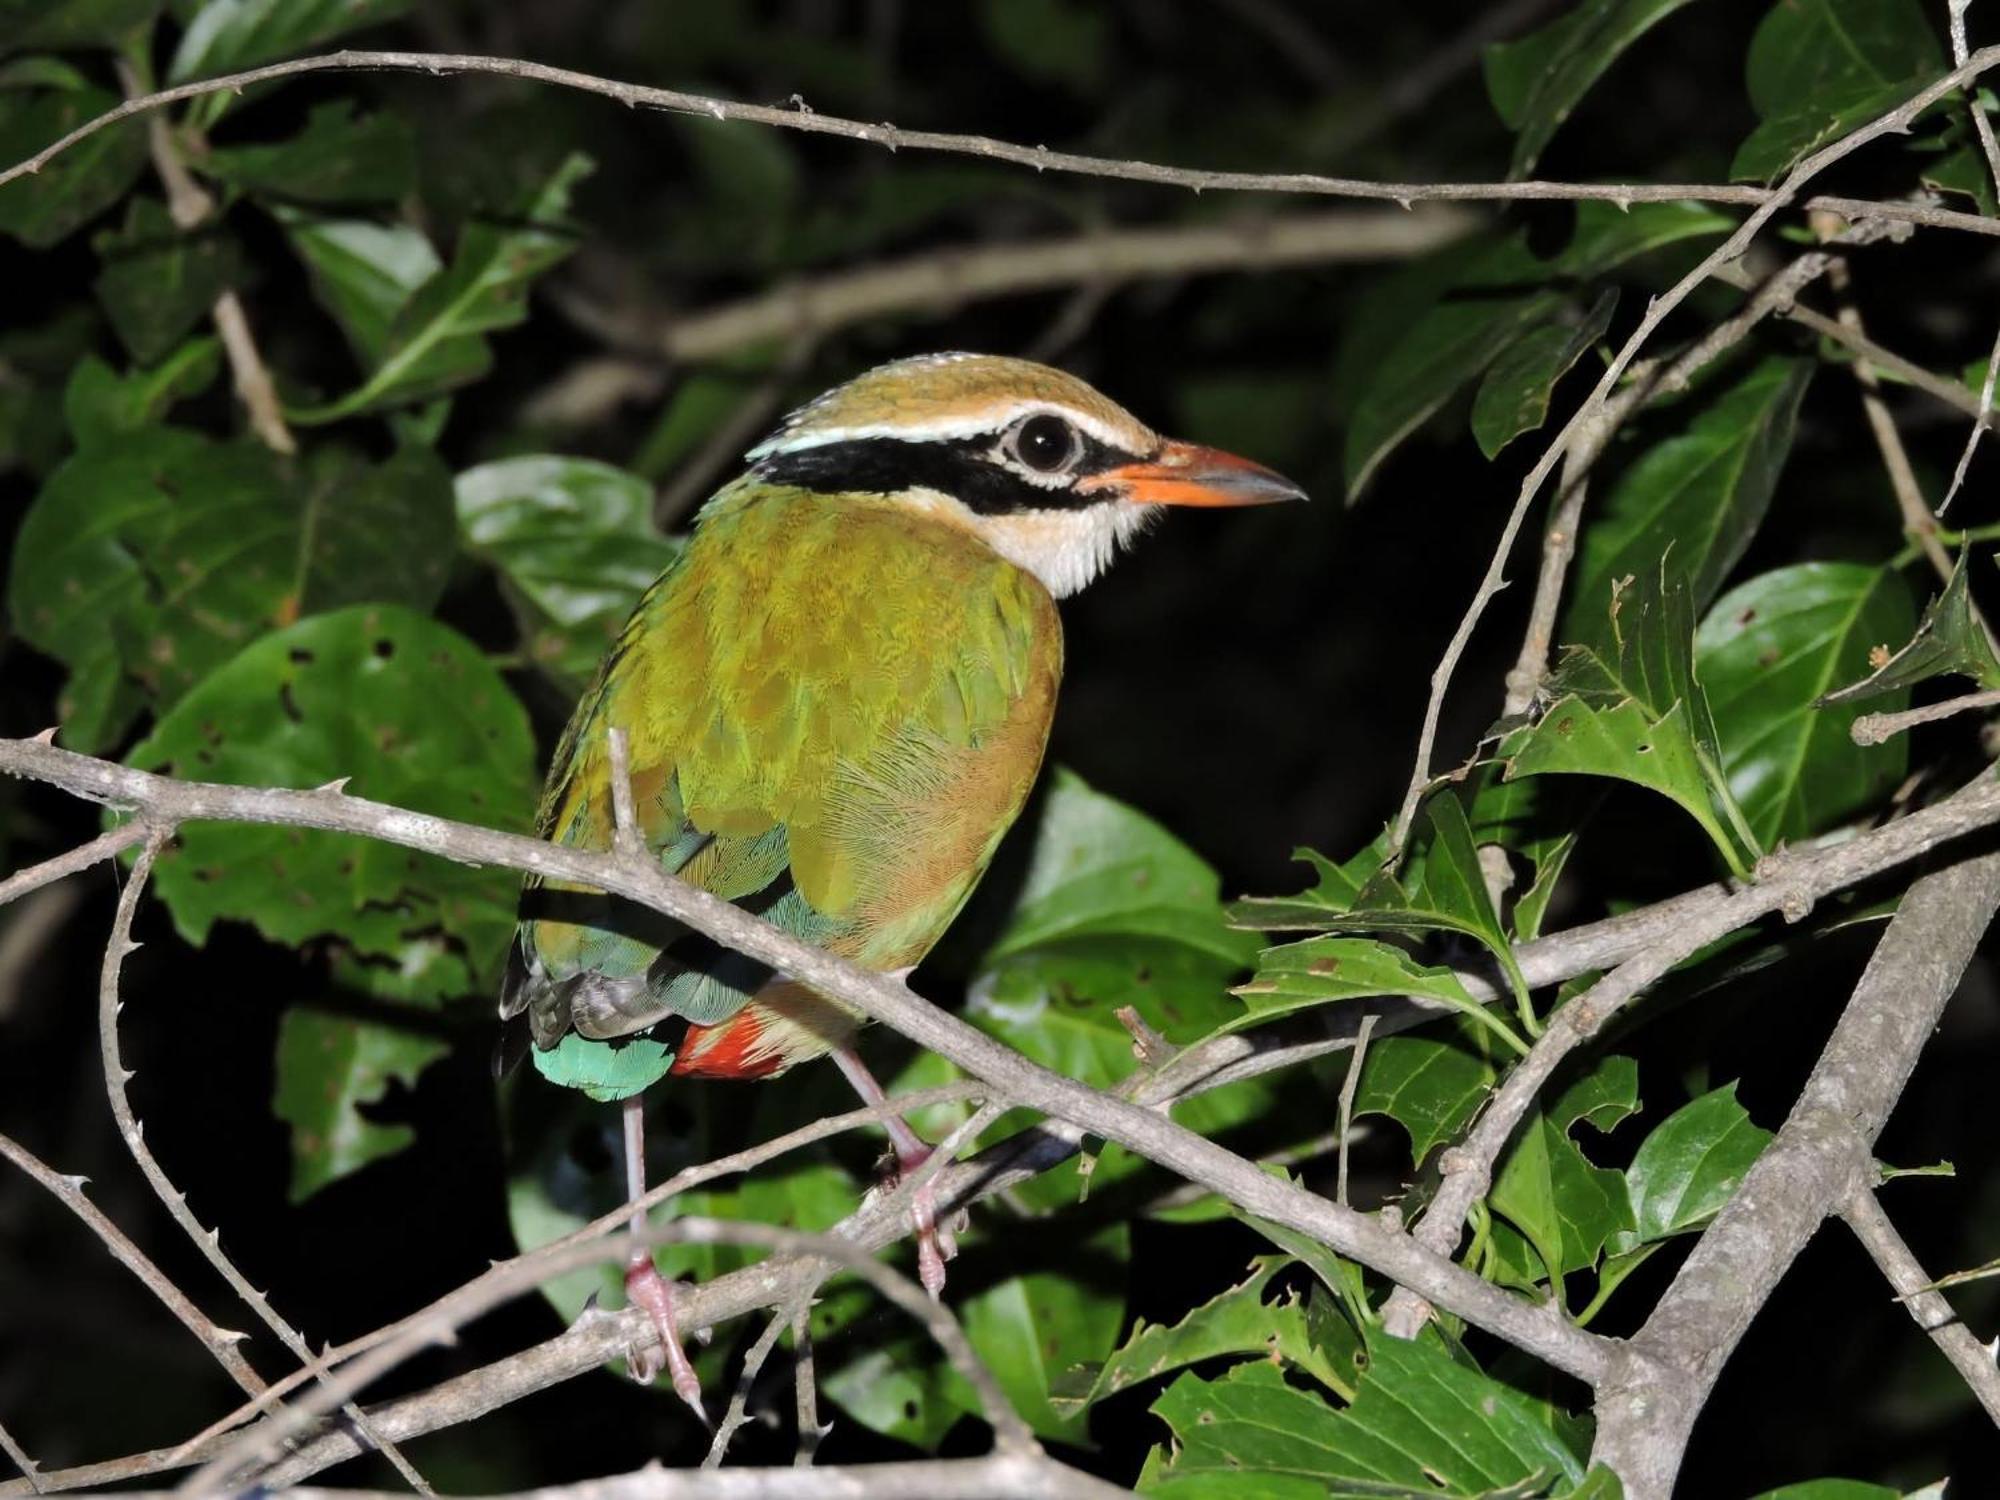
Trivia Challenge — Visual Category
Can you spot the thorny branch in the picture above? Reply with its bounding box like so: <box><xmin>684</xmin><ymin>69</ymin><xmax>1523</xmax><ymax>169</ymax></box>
<box><xmin>3</xmin><ymin>49</ymin><xmax>2000</xmax><ymax>241</ymax></box>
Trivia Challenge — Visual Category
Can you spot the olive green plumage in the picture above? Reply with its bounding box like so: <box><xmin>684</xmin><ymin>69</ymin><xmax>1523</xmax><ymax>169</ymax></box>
<box><xmin>500</xmin><ymin>477</ymin><xmax>1061</xmax><ymax>1089</ymax></box>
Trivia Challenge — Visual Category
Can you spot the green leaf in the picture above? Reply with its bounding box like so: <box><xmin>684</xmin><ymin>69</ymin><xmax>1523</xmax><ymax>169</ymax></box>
<box><xmin>1506</xmin><ymin>560</ymin><xmax>1761</xmax><ymax>877</ymax></box>
<box><xmin>274</xmin><ymin>1008</ymin><xmax>448</xmax><ymax>1199</ymax></box>
<box><xmin>1231</xmin><ymin>838</ymin><xmax>1391</xmax><ymax>931</ymax></box>
<box><xmin>1353</xmin><ymin>1023</ymin><xmax>1500</xmax><ymax>1167</ymax></box>
<box><xmin>1490</xmin><ymin>1110</ymin><xmax>1634</xmax><ymax>1283</ymax></box>
<box><xmin>973</xmin><ymin>769</ymin><xmax>1258</xmax><ymax>1068</ymax></box>
<box><xmin>1610</xmin><ymin>1084</ymin><xmax>1772</xmax><ymax>1253</ymax></box>
<box><xmin>1143</xmin><ymin>1338</ymin><xmax>1584</xmax><ymax>1497</ymax></box>
<box><xmin>281</xmin><ymin>210</ymin><xmax>444</xmax><ymax>365</ymax></box>
<box><xmin>1055</xmin><ymin>1258</ymin><xmax>1359</xmax><ymax>1416</ymax></box>
<box><xmin>946</xmin><ymin>1223</ymin><xmax>1129</xmax><ymax>1443</ymax></box>
<box><xmin>1733</xmin><ymin>0</ymin><xmax>1944</xmax><ymax>181</ymax></box>
<box><xmin>1564</xmin><ymin>357</ymin><xmax>1814</xmax><ymax>648</ymax></box>
<box><xmin>127</xmin><ymin>606</ymin><xmax>535</xmax><ymax>998</ymax></box>
<box><xmin>7</xmin><ymin>426</ymin><xmax>455</xmax><ymax>748</ymax></box>
<box><xmin>291</xmin><ymin>152</ymin><xmax>592</xmax><ymax>422</ymax></box>
<box><xmin>455</xmin><ymin>454</ymin><xmax>681</xmax><ymax>691</ymax></box>
<box><xmin>1230</xmin><ymin>938</ymin><xmax>1523</xmax><ymax>1058</ymax></box>
<box><xmin>62</xmin><ymin>341</ymin><xmax>222</xmax><ymax>444</ymax></box>
<box><xmin>0</xmin><ymin>0</ymin><xmax>160</xmax><ymax>50</ymax></box>
<box><xmin>93</xmin><ymin>195</ymin><xmax>244</xmax><ymax>365</ymax></box>
<box><xmin>1745</xmin><ymin>1484</ymin><xmax>1900</xmax><ymax>1500</ymax></box>
<box><xmin>200</xmin><ymin>100</ymin><xmax>417</xmax><ymax>204</ymax></box>
<box><xmin>1550</xmin><ymin>1054</ymin><xmax>1641</xmax><ymax>1134</ymax></box>
<box><xmin>1485</xmin><ymin>0</ymin><xmax>1701</xmax><ymax>176</ymax></box>
<box><xmin>0</xmin><ymin>84</ymin><xmax>148</xmax><ymax>248</ymax></box>
<box><xmin>1696</xmin><ymin>563</ymin><xmax>1915</xmax><ymax>844</ymax></box>
<box><xmin>1339</xmin><ymin>202</ymin><xmax>1732</xmax><ymax>497</ymax></box>
<box><xmin>1821</xmin><ymin>551</ymin><xmax>2000</xmax><ymax>703</ymax></box>
<box><xmin>1472</xmin><ymin>290</ymin><xmax>1617</xmax><ymax>458</ymax></box>
<box><xmin>169</xmin><ymin>0</ymin><xmax>412</xmax><ymax>83</ymax></box>
<box><xmin>977</xmin><ymin>0</ymin><xmax>1108</xmax><ymax>94</ymax></box>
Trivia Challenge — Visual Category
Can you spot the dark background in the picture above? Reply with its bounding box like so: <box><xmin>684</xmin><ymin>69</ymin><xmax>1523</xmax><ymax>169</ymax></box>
<box><xmin>3</xmin><ymin>1</ymin><xmax>1998</xmax><ymax>1492</ymax></box>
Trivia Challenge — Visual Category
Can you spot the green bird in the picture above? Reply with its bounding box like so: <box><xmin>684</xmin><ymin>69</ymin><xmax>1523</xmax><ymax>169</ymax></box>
<box><xmin>500</xmin><ymin>352</ymin><xmax>1304</xmax><ymax>1408</ymax></box>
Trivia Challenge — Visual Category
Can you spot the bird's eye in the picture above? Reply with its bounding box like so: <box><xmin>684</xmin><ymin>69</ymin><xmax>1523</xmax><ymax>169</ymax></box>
<box><xmin>1008</xmin><ymin>413</ymin><xmax>1081</xmax><ymax>474</ymax></box>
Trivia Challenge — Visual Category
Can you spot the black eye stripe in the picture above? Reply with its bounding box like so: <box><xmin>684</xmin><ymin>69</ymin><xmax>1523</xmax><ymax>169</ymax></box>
<box><xmin>753</xmin><ymin>432</ymin><xmax>1139</xmax><ymax>515</ymax></box>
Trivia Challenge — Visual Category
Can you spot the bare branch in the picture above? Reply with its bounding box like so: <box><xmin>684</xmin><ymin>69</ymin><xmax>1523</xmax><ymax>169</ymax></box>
<box><xmin>1388</xmin><ymin>48</ymin><xmax>2000</xmax><ymax>850</ymax></box>
<box><xmin>96</xmin><ymin>829</ymin><xmax>430</xmax><ymax>1494</ymax></box>
<box><xmin>0</xmin><ymin>823</ymin><xmax>146</xmax><ymax>909</ymax></box>
<box><xmin>1591</xmin><ymin>849</ymin><xmax>2000</xmax><ymax>1498</ymax></box>
<box><xmin>0</xmin><ymin>1132</ymin><xmax>263</xmax><ymax>1395</ymax></box>
<box><xmin>791</xmin><ymin>1303</ymin><xmax>823</xmax><ymax>1468</ymax></box>
<box><xmin>1852</xmin><ymin>689</ymin><xmax>2000</xmax><ymax>745</ymax></box>
<box><xmin>3</xmin><ymin>50</ymin><xmax>1999</xmax><ymax>241</ymax></box>
<box><xmin>1943</xmin><ymin>0</ymin><xmax>2000</xmax><ymax>514</ymax></box>
<box><xmin>702</xmin><ymin>1307</ymin><xmax>797</xmax><ymax>1470</ymax></box>
<box><xmin>1840</xmin><ymin>1186</ymin><xmax>2000</xmax><ymax>1426</ymax></box>
<box><xmin>0</xmin><ymin>1424</ymin><xmax>41</xmax><ymax>1495</ymax></box>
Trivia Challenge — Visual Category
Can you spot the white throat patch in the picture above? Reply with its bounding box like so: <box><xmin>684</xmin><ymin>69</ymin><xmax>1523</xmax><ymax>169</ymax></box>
<box><xmin>900</xmin><ymin>488</ymin><xmax>1157</xmax><ymax>598</ymax></box>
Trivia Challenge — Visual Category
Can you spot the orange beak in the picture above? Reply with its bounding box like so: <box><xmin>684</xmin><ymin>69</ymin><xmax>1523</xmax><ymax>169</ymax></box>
<box><xmin>1082</xmin><ymin>439</ymin><xmax>1308</xmax><ymax>508</ymax></box>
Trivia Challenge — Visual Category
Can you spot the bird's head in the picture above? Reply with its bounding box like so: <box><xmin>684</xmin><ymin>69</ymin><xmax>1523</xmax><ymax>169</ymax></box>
<box><xmin>742</xmin><ymin>352</ymin><xmax>1306</xmax><ymax>597</ymax></box>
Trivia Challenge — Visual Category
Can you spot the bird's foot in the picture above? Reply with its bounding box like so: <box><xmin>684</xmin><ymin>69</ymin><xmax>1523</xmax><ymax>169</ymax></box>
<box><xmin>882</xmin><ymin>1142</ymin><xmax>957</xmax><ymax>1299</ymax></box>
<box><xmin>624</xmin><ymin>1256</ymin><xmax>708</xmax><ymax>1424</ymax></box>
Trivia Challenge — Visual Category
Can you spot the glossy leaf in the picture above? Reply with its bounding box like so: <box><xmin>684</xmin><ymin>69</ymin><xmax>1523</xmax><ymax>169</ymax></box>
<box><xmin>281</xmin><ymin>210</ymin><xmax>446</xmax><ymax>368</ymax></box>
<box><xmin>292</xmin><ymin>153</ymin><xmax>593</xmax><ymax>422</ymax></box>
<box><xmin>1733</xmin><ymin>0</ymin><xmax>1943</xmax><ymax>181</ymax></box>
<box><xmin>1610</xmin><ymin>1084</ymin><xmax>1772</xmax><ymax>1252</ymax></box>
<box><xmin>1230</xmin><ymin>838</ymin><xmax>1391</xmax><ymax>931</ymax></box>
<box><xmin>1490</xmin><ymin>1112</ymin><xmax>1634</xmax><ymax>1283</ymax></box>
<box><xmin>274</xmin><ymin>1008</ymin><xmax>448</xmax><ymax>1199</ymax></box>
<box><xmin>1485</xmin><ymin>0</ymin><xmax>1700</xmax><ymax>176</ymax></box>
<box><xmin>1339</xmin><ymin>202</ymin><xmax>1731</xmax><ymax>497</ymax></box>
<box><xmin>200</xmin><ymin>100</ymin><xmax>418</xmax><ymax>204</ymax></box>
<box><xmin>1353</xmin><ymin>1024</ymin><xmax>1500</xmax><ymax>1166</ymax></box>
<box><xmin>1564</xmin><ymin>357</ymin><xmax>1813</xmax><ymax>649</ymax></box>
<box><xmin>455</xmin><ymin>454</ymin><xmax>682</xmax><ymax>690</ymax></box>
<box><xmin>1142</xmin><ymin>1338</ymin><xmax>1584</xmax><ymax>1497</ymax></box>
<box><xmin>1744</xmin><ymin>1483</ymin><xmax>1899</xmax><ymax>1500</ymax></box>
<box><xmin>1821</xmin><ymin>551</ymin><xmax>2000</xmax><ymax>703</ymax></box>
<box><xmin>1697</xmin><ymin>563</ymin><xmax>1915</xmax><ymax>844</ymax></box>
<box><xmin>1506</xmin><ymin>562</ymin><xmax>1761</xmax><ymax>877</ymax></box>
<box><xmin>127</xmin><ymin>606</ymin><xmax>535</xmax><ymax>1000</ymax></box>
<box><xmin>92</xmin><ymin>196</ymin><xmax>243</xmax><ymax>365</ymax></box>
<box><xmin>0</xmin><ymin>85</ymin><xmax>148</xmax><ymax>248</ymax></box>
<box><xmin>169</xmin><ymin>0</ymin><xmax>412</xmax><ymax>83</ymax></box>
<box><xmin>1230</xmin><ymin>937</ymin><xmax>1524</xmax><ymax>1058</ymax></box>
<box><xmin>1471</xmin><ymin>289</ymin><xmax>1616</xmax><ymax>458</ymax></box>
<box><xmin>1054</xmin><ymin>1257</ymin><xmax>1359</xmax><ymax>1415</ymax></box>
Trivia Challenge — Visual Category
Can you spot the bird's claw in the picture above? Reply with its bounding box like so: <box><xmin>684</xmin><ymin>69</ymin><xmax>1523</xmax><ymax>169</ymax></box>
<box><xmin>624</xmin><ymin>1256</ymin><xmax>709</xmax><ymax>1425</ymax></box>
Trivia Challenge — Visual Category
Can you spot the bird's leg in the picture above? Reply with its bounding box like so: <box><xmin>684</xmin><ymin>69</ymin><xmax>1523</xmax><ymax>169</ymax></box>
<box><xmin>830</xmin><ymin>1046</ymin><xmax>955</xmax><ymax>1298</ymax></box>
<box><xmin>621</xmin><ymin>1093</ymin><xmax>707</xmax><ymax>1420</ymax></box>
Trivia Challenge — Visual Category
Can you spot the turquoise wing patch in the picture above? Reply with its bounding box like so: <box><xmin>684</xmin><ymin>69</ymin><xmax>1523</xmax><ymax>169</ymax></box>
<box><xmin>532</xmin><ymin>1031</ymin><xmax>675</xmax><ymax>1103</ymax></box>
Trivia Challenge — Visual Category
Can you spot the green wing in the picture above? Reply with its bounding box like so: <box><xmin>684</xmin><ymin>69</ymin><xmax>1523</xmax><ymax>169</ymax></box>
<box><xmin>500</xmin><ymin>483</ymin><xmax>1059</xmax><ymax>1089</ymax></box>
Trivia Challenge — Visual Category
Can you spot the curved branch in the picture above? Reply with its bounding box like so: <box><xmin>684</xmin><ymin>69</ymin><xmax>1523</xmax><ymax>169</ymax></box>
<box><xmin>0</xmin><ymin>50</ymin><xmax>1997</xmax><ymax>241</ymax></box>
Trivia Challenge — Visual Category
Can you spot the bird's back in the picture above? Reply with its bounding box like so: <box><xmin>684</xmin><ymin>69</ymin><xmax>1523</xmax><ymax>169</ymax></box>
<box><xmin>502</xmin><ymin>481</ymin><xmax>1062</xmax><ymax>1086</ymax></box>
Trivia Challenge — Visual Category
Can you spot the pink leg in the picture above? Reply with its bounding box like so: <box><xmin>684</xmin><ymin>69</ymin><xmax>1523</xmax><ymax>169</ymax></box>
<box><xmin>831</xmin><ymin>1046</ymin><xmax>955</xmax><ymax>1298</ymax></box>
<box><xmin>623</xmin><ymin>1094</ymin><xmax>707</xmax><ymax>1421</ymax></box>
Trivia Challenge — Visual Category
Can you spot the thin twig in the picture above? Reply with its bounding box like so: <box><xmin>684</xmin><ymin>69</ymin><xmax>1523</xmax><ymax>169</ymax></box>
<box><xmin>702</xmin><ymin>1307</ymin><xmax>797</xmax><ymax>1469</ymax></box>
<box><xmin>791</xmin><ymin>1302</ymin><xmax>823</xmax><ymax>1468</ymax></box>
<box><xmin>1336</xmin><ymin>1014</ymin><xmax>1377</xmax><ymax>1207</ymax></box>
<box><xmin>653</xmin><ymin>340</ymin><xmax>817</xmax><ymax>529</ymax></box>
<box><xmin>0</xmin><ymin>1133</ymin><xmax>263</xmax><ymax>1395</ymax></box>
<box><xmin>1387</xmin><ymin>49</ymin><xmax>2000</xmax><ymax>852</ymax></box>
<box><xmin>0</xmin><ymin>822</ymin><xmax>146</xmax><ymax>909</ymax></box>
<box><xmin>114</xmin><ymin>60</ymin><xmax>294</xmax><ymax>455</ymax></box>
<box><xmin>1944</xmin><ymin>0</ymin><xmax>2000</xmax><ymax>514</ymax></box>
<box><xmin>0</xmin><ymin>1425</ymin><xmax>40</xmax><ymax>1496</ymax></box>
<box><xmin>3</xmin><ymin>50</ymin><xmax>1999</xmax><ymax>240</ymax></box>
<box><xmin>1852</xmin><ymin>688</ymin><xmax>2000</xmax><ymax>744</ymax></box>
<box><xmin>97</xmin><ymin>829</ymin><xmax>430</xmax><ymax>1495</ymax></box>
<box><xmin>1840</xmin><ymin>1186</ymin><xmax>2000</xmax><ymax>1426</ymax></box>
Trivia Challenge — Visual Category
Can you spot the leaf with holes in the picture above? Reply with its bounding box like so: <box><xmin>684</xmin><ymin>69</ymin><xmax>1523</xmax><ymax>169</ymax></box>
<box><xmin>1822</xmin><ymin>551</ymin><xmax>2000</xmax><ymax>704</ymax></box>
<box><xmin>1472</xmin><ymin>289</ymin><xmax>1617</xmax><ymax>458</ymax></box>
<box><xmin>456</xmin><ymin>454</ymin><xmax>682</xmax><ymax>691</ymax></box>
<box><xmin>1697</xmin><ymin>563</ymin><xmax>1915</xmax><ymax>844</ymax></box>
<box><xmin>1353</xmin><ymin>1023</ymin><xmax>1501</xmax><ymax>1167</ymax></box>
<box><xmin>127</xmin><ymin>606</ymin><xmax>535</xmax><ymax>1000</ymax></box>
